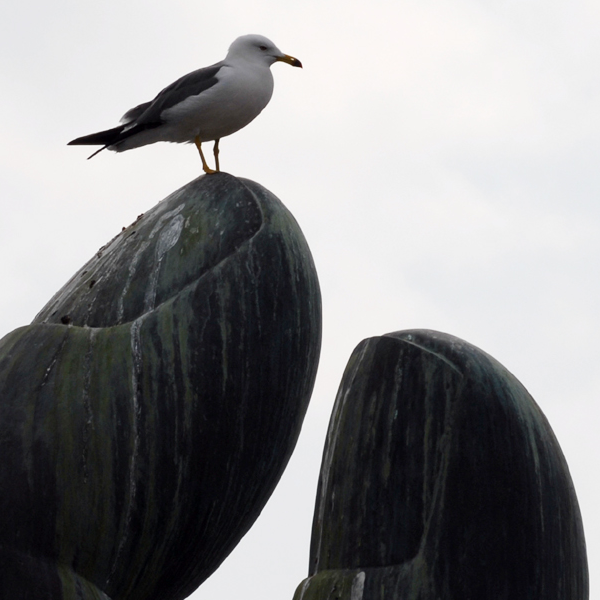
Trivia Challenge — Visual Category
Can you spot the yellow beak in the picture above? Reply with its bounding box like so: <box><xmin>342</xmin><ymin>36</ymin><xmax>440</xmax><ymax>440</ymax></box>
<box><xmin>276</xmin><ymin>54</ymin><xmax>303</xmax><ymax>68</ymax></box>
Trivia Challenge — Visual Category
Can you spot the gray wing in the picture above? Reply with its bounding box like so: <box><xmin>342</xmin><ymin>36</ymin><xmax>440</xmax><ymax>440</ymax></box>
<box><xmin>121</xmin><ymin>101</ymin><xmax>152</xmax><ymax>124</ymax></box>
<box><xmin>123</xmin><ymin>61</ymin><xmax>224</xmax><ymax>127</ymax></box>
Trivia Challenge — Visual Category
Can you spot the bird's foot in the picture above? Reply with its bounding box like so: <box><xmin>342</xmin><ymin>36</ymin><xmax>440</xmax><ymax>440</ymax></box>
<box><xmin>195</xmin><ymin>136</ymin><xmax>219</xmax><ymax>174</ymax></box>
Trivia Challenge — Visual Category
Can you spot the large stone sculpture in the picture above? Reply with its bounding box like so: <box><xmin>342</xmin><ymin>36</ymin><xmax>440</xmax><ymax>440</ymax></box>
<box><xmin>295</xmin><ymin>330</ymin><xmax>588</xmax><ymax>600</ymax></box>
<box><xmin>0</xmin><ymin>174</ymin><xmax>321</xmax><ymax>599</ymax></box>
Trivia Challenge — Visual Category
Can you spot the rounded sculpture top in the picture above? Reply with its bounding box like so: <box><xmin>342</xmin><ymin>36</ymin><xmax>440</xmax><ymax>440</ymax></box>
<box><xmin>34</xmin><ymin>174</ymin><xmax>293</xmax><ymax>327</ymax></box>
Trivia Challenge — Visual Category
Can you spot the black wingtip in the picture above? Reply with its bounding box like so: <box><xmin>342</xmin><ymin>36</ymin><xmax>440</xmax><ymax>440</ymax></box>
<box><xmin>67</xmin><ymin>125</ymin><xmax>125</xmax><ymax>147</ymax></box>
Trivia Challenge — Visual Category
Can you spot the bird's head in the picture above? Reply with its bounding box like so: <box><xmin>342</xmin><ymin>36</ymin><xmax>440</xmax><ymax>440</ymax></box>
<box><xmin>227</xmin><ymin>34</ymin><xmax>302</xmax><ymax>69</ymax></box>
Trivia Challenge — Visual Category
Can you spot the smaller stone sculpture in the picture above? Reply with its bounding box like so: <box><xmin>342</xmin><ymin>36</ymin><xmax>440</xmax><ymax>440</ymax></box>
<box><xmin>295</xmin><ymin>329</ymin><xmax>588</xmax><ymax>600</ymax></box>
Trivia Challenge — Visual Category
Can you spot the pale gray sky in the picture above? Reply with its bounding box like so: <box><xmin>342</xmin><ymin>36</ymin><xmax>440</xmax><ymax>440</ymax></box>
<box><xmin>1</xmin><ymin>1</ymin><xmax>599</xmax><ymax>598</ymax></box>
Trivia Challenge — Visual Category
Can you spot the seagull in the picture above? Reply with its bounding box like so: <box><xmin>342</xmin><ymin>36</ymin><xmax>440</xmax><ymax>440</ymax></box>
<box><xmin>68</xmin><ymin>34</ymin><xmax>302</xmax><ymax>173</ymax></box>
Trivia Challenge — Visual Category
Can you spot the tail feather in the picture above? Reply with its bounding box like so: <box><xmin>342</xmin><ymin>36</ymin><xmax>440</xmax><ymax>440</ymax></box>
<box><xmin>68</xmin><ymin>125</ymin><xmax>125</xmax><ymax>147</ymax></box>
<box><xmin>68</xmin><ymin>121</ymin><xmax>163</xmax><ymax>159</ymax></box>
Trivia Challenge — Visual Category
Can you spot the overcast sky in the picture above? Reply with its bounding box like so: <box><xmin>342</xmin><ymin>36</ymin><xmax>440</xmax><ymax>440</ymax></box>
<box><xmin>1</xmin><ymin>0</ymin><xmax>599</xmax><ymax>598</ymax></box>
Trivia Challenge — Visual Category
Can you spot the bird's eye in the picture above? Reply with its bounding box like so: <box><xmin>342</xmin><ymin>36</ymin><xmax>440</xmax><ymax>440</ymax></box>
<box><xmin>259</xmin><ymin>45</ymin><xmax>268</xmax><ymax>51</ymax></box>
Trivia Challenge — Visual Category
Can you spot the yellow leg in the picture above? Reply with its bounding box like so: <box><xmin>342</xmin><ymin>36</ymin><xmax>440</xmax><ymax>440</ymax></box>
<box><xmin>213</xmin><ymin>139</ymin><xmax>220</xmax><ymax>172</ymax></box>
<box><xmin>194</xmin><ymin>136</ymin><xmax>216</xmax><ymax>174</ymax></box>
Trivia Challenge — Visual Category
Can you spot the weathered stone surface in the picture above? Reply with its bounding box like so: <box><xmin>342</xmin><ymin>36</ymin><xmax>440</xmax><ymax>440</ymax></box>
<box><xmin>0</xmin><ymin>173</ymin><xmax>321</xmax><ymax>599</ymax></box>
<box><xmin>295</xmin><ymin>330</ymin><xmax>588</xmax><ymax>600</ymax></box>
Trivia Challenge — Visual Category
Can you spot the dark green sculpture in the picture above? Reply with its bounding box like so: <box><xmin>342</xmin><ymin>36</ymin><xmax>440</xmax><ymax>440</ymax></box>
<box><xmin>295</xmin><ymin>330</ymin><xmax>588</xmax><ymax>600</ymax></box>
<box><xmin>0</xmin><ymin>174</ymin><xmax>322</xmax><ymax>599</ymax></box>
